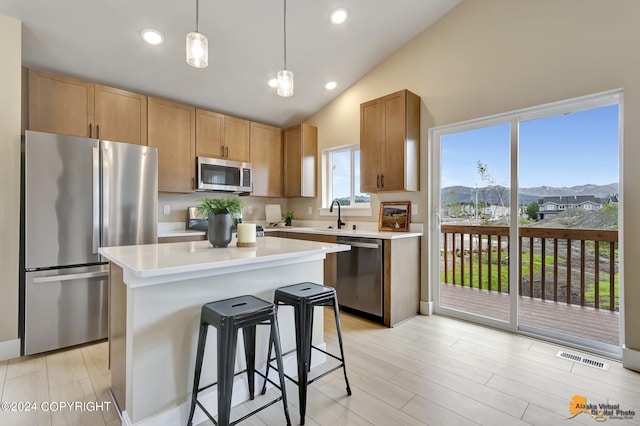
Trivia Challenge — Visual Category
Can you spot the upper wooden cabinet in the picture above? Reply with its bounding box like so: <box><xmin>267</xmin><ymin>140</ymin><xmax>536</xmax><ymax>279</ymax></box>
<box><xmin>250</xmin><ymin>122</ymin><xmax>282</xmax><ymax>197</ymax></box>
<box><xmin>147</xmin><ymin>97</ymin><xmax>195</xmax><ymax>193</ymax></box>
<box><xmin>196</xmin><ymin>109</ymin><xmax>250</xmax><ymax>163</ymax></box>
<box><xmin>284</xmin><ymin>123</ymin><xmax>317</xmax><ymax>198</ymax></box>
<box><xmin>28</xmin><ymin>69</ymin><xmax>94</xmax><ymax>138</ymax></box>
<box><xmin>360</xmin><ymin>89</ymin><xmax>420</xmax><ymax>193</ymax></box>
<box><xmin>28</xmin><ymin>69</ymin><xmax>147</xmax><ymax>145</ymax></box>
<box><xmin>94</xmin><ymin>85</ymin><xmax>147</xmax><ymax>145</ymax></box>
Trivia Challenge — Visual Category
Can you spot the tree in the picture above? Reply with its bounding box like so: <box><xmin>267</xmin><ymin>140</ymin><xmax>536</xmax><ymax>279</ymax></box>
<box><xmin>526</xmin><ymin>202</ymin><xmax>539</xmax><ymax>220</ymax></box>
<box><xmin>477</xmin><ymin>161</ymin><xmax>508</xmax><ymax>224</ymax></box>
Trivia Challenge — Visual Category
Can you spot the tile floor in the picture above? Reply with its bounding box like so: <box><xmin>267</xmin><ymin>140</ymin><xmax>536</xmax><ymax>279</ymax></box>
<box><xmin>1</xmin><ymin>311</ymin><xmax>639</xmax><ymax>425</ymax></box>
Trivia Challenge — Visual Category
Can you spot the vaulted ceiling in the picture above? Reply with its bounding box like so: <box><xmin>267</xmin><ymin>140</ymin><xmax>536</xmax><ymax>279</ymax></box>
<box><xmin>1</xmin><ymin>0</ymin><xmax>461</xmax><ymax>127</ymax></box>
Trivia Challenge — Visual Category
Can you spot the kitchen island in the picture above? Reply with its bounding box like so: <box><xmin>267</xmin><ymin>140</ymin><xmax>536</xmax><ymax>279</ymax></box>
<box><xmin>99</xmin><ymin>236</ymin><xmax>349</xmax><ymax>426</ymax></box>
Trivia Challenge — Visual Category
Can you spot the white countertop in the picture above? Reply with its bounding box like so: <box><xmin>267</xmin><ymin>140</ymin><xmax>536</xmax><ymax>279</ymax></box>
<box><xmin>99</xmin><ymin>237</ymin><xmax>350</xmax><ymax>287</ymax></box>
<box><xmin>264</xmin><ymin>226</ymin><xmax>423</xmax><ymax>240</ymax></box>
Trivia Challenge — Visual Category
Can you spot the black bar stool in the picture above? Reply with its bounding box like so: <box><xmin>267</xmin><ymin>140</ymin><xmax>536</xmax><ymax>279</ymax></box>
<box><xmin>262</xmin><ymin>282</ymin><xmax>351</xmax><ymax>425</ymax></box>
<box><xmin>187</xmin><ymin>295</ymin><xmax>291</xmax><ymax>426</ymax></box>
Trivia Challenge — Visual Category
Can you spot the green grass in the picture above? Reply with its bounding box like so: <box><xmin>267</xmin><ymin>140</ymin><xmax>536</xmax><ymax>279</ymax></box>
<box><xmin>441</xmin><ymin>251</ymin><xmax>619</xmax><ymax>311</ymax></box>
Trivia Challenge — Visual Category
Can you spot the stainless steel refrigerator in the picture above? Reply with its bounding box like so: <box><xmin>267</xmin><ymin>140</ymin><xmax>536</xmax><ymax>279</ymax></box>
<box><xmin>22</xmin><ymin>130</ymin><xmax>158</xmax><ymax>355</ymax></box>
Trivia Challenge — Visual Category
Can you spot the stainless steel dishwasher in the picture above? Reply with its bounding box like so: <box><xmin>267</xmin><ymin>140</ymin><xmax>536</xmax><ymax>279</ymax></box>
<box><xmin>336</xmin><ymin>236</ymin><xmax>384</xmax><ymax>320</ymax></box>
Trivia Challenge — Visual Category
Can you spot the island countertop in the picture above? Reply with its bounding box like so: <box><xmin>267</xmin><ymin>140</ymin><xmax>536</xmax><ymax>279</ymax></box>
<box><xmin>99</xmin><ymin>236</ymin><xmax>350</xmax><ymax>287</ymax></box>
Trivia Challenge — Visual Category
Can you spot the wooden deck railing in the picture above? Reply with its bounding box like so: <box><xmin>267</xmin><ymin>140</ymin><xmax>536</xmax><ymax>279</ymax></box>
<box><xmin>440</xmin><ymin>225</ymin><xmax>619</xmax><ymax>311</ymax></box>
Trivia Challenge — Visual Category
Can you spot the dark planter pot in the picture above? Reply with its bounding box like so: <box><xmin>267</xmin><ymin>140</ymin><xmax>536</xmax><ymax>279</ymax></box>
<box><xmin>285</xmin><ymin>219</ymin><xmax>292</xmax><ymax>227</ymax></box>
<box><xmin>208</xmin><ymin>213</ymin><xmax>232</xmax><ymax>248</ymax></box>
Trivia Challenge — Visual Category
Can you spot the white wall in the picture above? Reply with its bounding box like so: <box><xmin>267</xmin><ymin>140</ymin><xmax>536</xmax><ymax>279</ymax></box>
<box><xmin>302</xmin><ymin>0</ymin><xmax>640</xmax><ymax>362</ymax></box>
<box><xmin>0</xmin><ymin>14</ymin><xmax>22</xmax><ymax>358</ymax></box>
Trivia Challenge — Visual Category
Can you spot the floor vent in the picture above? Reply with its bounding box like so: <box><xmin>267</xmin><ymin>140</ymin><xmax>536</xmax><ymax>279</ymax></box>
<box><xmin>557</xmin><ymin>351</ymin><xmax>609</xmax><ymax>371</ymax></box>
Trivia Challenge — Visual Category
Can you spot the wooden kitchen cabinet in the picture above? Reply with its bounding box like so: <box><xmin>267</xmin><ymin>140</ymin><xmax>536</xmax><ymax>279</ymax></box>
<box><xmin>279</xmin><ymin>232</ymin><xmax>337</xmax><ymax>288</ymax></box>
<box><xmin>148</xmin><ymin>97</ymin><xmax>195</xmax><ymax>193</ymax></box>
<box><xmin>94</xmin><ymin>85</ymin><xmax>147</xmax><ymax>145</ymax></box>
<box><xmin>283</xmin><ymin>123</ymin><xmax>317</xmax><ymax>198</ymax></box>
<box><xmin>196</xmin><ymin>109</ymin><xmax>250</xmax><ymax>162</ymax></box>
<box><xmin>384</xmin><ymin>237</ymin><xmax>420</xmax><ymax>327</ymax></box>
<box><xmin>360</xmin><ymin>89</ymin><xmax>420</xmax><ymax>193</ymax></box>
<box><xmin>250</xmin><ymin>122</ymin><xmax>282</xmax><ymax>197</ymax></box>
<box><xmin>28</xmin><ymin>69</ymin><xmax>94</xmax><ymax>137</ymax></box>
<box><xmin>28</xmin><ymin>69</ymin><xmax>147</xmax><ymax>145</ymax></box>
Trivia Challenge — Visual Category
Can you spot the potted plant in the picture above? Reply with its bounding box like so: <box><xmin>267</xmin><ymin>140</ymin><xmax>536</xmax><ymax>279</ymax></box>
<box><xmin>283</xmin><ymin>210</ymin><xmax>295</xmax><ymax>227</ymax></box>
<box><xmin>199</xmin><ymin>197</ymin><xmax>245</xmax><ymax>248</ymax></box>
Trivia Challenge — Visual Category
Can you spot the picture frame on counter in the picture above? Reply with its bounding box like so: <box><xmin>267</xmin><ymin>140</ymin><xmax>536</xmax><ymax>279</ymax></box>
<box><xmin>378</xmin><ymin>201</ymin><xmax>411</xmax><ymax>232</ymax></box>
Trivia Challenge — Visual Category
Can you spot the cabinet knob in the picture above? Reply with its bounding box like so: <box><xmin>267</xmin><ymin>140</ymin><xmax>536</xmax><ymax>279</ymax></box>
<box><xmin>225</xmin><ymin>146</ymin><xmax>229</xmax><ymax>158</ymax></box>
<box><xmin>96</xmin><ymin>124</ymin><xmax>100</xmax><ymax>140</ymax></box>
<box><xmin>376</xmin><ymin>174</ymin><xmax>380</xmax><ymax>188</ymax></box>
<box><xmin>381</xmin><ymin>174</ymin><xmax>384</xmax><ymax>187</ymax></box>
<box><xmin>89</xmin><ymin>123</ymin><xmax>92</xmax><ymax>138</ymax></box>
<box><xmin>220</xmin><ymin>146</ymin><xmax>224</xmax><ymax>157</ymax></box>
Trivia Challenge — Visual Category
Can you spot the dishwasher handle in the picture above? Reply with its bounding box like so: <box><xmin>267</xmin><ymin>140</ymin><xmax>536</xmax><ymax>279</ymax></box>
<box><xmin>337</xmin><ymin>238</ymin><xmax>382</xmax><ymax>249</ymax></box>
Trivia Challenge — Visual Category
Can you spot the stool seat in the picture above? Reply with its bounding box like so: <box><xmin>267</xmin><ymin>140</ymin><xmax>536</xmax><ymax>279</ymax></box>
<box><xmin>263</xmin><ymin>282</ymin><xmax>351</xmax><ymax>425</ymax></box>
<box><xmin>187</xmin><ymin>295</ymin><xmax>291</xmax><ymax>426</ymax></box>
<box><xmin>272</xmin><ymin>282</ymin><xmax>336</xmax><ymax>303</ymax></box>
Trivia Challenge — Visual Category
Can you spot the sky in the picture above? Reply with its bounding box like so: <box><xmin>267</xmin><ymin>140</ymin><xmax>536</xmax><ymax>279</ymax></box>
<box><xmin>440</xmin><ymin>104</ymin><xmax>619</xmax><ymax>189</ymax></box>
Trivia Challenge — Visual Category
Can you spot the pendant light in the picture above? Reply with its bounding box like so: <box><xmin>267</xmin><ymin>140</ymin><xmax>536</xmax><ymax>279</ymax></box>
<box><xmin>277</xmin><ymin>0</ymin><xmax>293</xmax><ymax>97</ymax></box>
<box><xmin>186</xmin><ymin>0</ymin><xmax>208</xmax><ymax>68</ymax></box>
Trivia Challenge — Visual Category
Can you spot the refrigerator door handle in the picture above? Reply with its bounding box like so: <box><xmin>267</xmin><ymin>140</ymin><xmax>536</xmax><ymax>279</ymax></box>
<box><xmin>102</xmin><ymin>147</ymin><xmax>110</xmax><ymax>248</ymax></box>
<box><xmin>32</xmin><ymin>271</ymin><xmax>109</xmax><ymax>284</ymax></box>
<box><xmin>92</xmin><ymin>147</ymin><xmax>100</xmax><ymax>254</ymax></box>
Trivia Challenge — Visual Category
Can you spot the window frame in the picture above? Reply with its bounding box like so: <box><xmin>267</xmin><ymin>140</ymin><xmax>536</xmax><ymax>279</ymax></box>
<box><xmin>322</xmin><ymin>143</ymin><xmax>370</xmax><ymax>210</ymax></box>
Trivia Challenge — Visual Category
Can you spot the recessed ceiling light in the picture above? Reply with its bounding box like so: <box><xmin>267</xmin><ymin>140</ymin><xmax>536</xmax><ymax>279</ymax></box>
<box><xmin>325</xmin><ymin>81</ymin><xmax>338</xmax><ymax>90</ymax></box>
<box><xmin>141</xmin><ymin>29</ymin><xmax>165</xmax><ymax>45</ymax></box>
<box><xmin>330</xmin><ymin>8</ymin><xmax>348</xmax><ymax>25</ymax></box>
<box><xmin>268</xmin><ymin>78</ymin><xmax>279</xmax><ymax>88</ymax></box>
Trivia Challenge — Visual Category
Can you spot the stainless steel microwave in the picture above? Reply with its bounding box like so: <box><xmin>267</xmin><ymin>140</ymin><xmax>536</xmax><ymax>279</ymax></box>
<box><xmin>196</xmin><ymin>157</ymin><xmax>252</xmax><ymax>193</ymax></box>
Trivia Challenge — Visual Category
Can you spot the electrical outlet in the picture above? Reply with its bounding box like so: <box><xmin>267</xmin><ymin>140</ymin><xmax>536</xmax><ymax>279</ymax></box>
<box><xmin>411</xmin><ymin>204</ymin><xmax>418</xmax><ymax>215</ymax></box>
<box><xmin>307</xmin><ymin>206</ymin><xmax>312</xmax><ymax>215</ymax></box>
<box><xmin>247</xmin><ymin>206</ymin><xmax>253</xmax><ymax>214</ymax></box>
<box><xmin>163</xmin><ymin>205</ymin><xmax>171</xmax><ymax>215</ymax></box>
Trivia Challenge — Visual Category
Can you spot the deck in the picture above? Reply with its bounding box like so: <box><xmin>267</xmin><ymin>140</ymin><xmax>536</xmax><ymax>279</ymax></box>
<box><xmin>440</xmin><ymin>283</ymin><xmax>620</xmax><ymax>346</ymax></box>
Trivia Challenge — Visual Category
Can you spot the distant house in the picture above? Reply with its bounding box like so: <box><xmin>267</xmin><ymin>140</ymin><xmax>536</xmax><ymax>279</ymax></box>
<box><xmin>536</xmin><ymin>195</ymin><xmax>604</xmax><ymax>220</ymax></box>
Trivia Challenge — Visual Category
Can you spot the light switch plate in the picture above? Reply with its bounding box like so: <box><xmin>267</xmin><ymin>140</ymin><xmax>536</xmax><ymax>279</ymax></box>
<box><xmin>411</xmin><ymin>204</ymin><xmax>418</xmax><ymax>215</ymax></box>
<box><xmin>307</xmin><ymin>206</ymin><xmax>313</xmax><ymax>215</ymax></box>
<box><xmin>163</xmin><ymin>205</ymin><xmax>171</xmax><ymax>215</ymax></box>
<box><xmin>247</xmin><ymin>206</ymin><xmax>253</xmax><ymax>214</ymax></box>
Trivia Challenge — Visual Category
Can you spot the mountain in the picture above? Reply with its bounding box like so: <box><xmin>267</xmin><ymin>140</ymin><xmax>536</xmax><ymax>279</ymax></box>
<box><xmin>441</xmin><ymin>183</ymin><xmax>618</xmax><ymax>206</ymax></box>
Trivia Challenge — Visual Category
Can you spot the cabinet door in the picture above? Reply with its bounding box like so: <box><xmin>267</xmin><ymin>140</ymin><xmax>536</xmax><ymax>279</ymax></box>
<box><xmin>380</xmin><ymin>91</ymin><xmax>406</xmax><ymax>191</ymax></box>
<box><xmin>300</xmin><ymin>124</ymin><xmax>318</xmax><ymax>197</ymax></box>
<box><xmin>360</xmin><ymin>98</ymin><xmax>382</xmax><ymax>193</ymax></box>
<box><xmin>250</xmin><ymin>122</ymin><xmax>282</xmax><ymax>197</ymax></box>
<box><xmin>28</xmin><ymin>69</ymin><xmax>94</xmax><ymax>137</ymax></box>
<box><xmin>224</xmin><ymin>116</ymin><xmax>250</xmax><ymax>162</ymax></box>
<box><xmin>148</xmin><ymin>97</ymin><xmax>195</xmax><ymax>193</ymax></box>
<box><xmin>283</xmin><ymin>126</ymin><xmax>302</xmax><ymax>197</ymax></box>
<box><xmin>195</xmin><ymin>109</ymin><xmax>224</xmax><ymax>158</ymax></box>
<box><xmin>95</xmin><ymin>85</ymin><xmax>147</xmax><ymax>145</ymax></box>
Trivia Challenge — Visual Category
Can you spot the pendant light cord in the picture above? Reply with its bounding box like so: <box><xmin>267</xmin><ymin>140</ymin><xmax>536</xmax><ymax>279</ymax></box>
<box><xmin>196</xmin><ymin>0</ymin><xmax>200</xmax><ymax>33</ymax></box>
<box><xmin>283</xmin><ymin>0</ymin><xmax>287</xmax><ymax>69</ymax></box>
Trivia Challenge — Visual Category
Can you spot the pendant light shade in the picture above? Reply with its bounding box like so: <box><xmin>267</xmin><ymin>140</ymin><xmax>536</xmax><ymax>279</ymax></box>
<box><xmin>186</xmin><ymin>31</ymin><xmax>208</xmax><ymax>68</ymax></box>
<box><xmin>277</xmin><ymin>0</ymin><xmax>293</xmax><ymax>97</ymax></box>
<box><xmin>277</xmin><ymin>69</ymin><xmax>294</xmax><ymax>97</ymax></box>
<box><xmin>186</xmin><ymin>0</ymin><xmax>208</xmax><ymax>68</ymax></box>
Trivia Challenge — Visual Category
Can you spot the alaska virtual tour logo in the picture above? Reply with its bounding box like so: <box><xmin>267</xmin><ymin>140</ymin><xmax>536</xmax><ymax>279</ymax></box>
<box><xmin>567</xmin><ymin>395</ymin><xmax>636</xmax><ymax>422</ymax></box>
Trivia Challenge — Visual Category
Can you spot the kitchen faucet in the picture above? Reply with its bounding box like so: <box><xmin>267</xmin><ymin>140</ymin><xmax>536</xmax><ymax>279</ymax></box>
<box><xmin>329</xmin><ymin>200</ymin><xmax>346</xmax><ymax>229</ymax></box>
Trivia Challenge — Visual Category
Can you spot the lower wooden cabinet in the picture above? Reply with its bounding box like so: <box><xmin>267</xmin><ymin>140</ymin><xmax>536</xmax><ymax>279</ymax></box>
<box><xmin>278</xmin><ymin>232</ymin><xmax>337</xmax><ymax>288</ymax></box>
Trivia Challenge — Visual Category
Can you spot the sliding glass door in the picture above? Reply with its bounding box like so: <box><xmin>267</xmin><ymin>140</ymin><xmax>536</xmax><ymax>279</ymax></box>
<box><xmin>431</xmin><ymin>91</ymin><xmax>622</xmax><ymax>356</ymax></box>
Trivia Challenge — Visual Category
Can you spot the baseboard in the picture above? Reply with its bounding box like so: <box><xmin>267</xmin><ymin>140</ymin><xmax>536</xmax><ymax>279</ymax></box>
<box><xmin>623</xmin><ymin>345</ymin><xmax>640</xmax><ymax>373</ymax></box>
<box><xmin>127</xmin><ymin>343</ymin><xmax>327</xmax><ymax>426</ymax></box>
<box><xmin>0</xmin><ymin>338</ymin><xmax>20</xmax><ymax>361</ymax></box>
<box><xmin>419</xmin><ymin>301</ymin><xmax>433</xmax><ymax>316</ymax></box>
